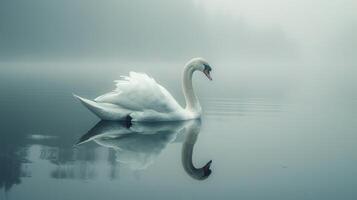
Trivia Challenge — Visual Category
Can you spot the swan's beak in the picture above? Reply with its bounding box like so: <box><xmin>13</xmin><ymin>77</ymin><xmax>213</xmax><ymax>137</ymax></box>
<box><xmin>203</xmin><ymin>69</ymin><xmax>212</xmax><ymax>81</ymax></box>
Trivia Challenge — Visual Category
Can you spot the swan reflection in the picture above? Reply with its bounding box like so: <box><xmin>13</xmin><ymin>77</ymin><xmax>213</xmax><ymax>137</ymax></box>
<box><xmin>182</xmin><ymin>121</ymin><xmax>212</xmax><ymax>180</ymax></box>
<box><xmin>76</xmin><ymin>120</ymin><xmax>212</xmax><ymax>179</ymax></box>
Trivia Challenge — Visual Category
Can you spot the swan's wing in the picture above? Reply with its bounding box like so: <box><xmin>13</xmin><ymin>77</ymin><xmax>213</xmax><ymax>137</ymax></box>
<box><xmin>73</xmin><ymin>95</ymin><xmax>131</xmax><ymax>120</ymax></box>
<box><xmin>95</xmin><ymin>72</ymin><xmax>183</xmax><ymax>113</ymax></box>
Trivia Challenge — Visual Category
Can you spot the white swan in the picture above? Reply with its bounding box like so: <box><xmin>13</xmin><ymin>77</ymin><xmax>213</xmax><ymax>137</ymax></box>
<box><xmin>74</xmin><ymin>57</ymin><xmax>212</xmax><ymax>121</ymax></box>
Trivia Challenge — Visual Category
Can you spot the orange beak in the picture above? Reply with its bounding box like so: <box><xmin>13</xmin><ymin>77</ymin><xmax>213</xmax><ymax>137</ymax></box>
<box><xmin>203</xmin><ymin>69</ymin><xmax>212</xmax><ymax>81</ymax></box>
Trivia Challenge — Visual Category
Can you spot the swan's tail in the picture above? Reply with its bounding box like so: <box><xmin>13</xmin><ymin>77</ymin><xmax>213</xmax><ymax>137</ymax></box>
<box><xmin>73</xmin><ymin>94</ymin><xmax>130</xmax><ymax>121</ymax></box>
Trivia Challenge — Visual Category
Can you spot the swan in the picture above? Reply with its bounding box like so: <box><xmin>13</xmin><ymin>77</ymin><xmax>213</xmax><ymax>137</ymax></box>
<box><xmin>73</xmin><ymin>57</ymin><xmax>213</xmax><ymax>121</ymax></box>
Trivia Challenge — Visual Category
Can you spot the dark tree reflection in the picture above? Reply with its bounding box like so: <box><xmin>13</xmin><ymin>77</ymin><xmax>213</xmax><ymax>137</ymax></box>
<box><xmin>0</xmin><ymin>123</ymin><xmax>31</xmax><ymax>192</ymax></box>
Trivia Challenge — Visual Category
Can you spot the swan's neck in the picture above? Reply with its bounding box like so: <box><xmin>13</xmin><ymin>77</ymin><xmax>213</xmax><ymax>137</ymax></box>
<box><xmin>182</xmin><ymin>65</ymin><xmax>201</xmax><ymax>113</ymax></box>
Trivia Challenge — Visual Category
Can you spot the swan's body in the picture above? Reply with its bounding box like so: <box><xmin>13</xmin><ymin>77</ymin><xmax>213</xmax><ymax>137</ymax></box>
<box><xmin>74</xmin><ymin>58</ymin><xmax>212</xmax><ymax>121</ymax></box>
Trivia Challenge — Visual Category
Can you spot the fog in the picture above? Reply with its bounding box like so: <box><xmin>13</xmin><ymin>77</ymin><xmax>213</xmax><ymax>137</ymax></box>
<box><xmin>0</xmin><ymin>3</ymin><xmax>357</xmax><ymax>197</ymax></box>
<box><xmin>0</xmin><ymin>0</ymin><xmax>356</xmax><ymax>98</ymax></box>
<box><xmin>1</xmin><ymin>0</ymin><xmax>344</xmax><ymax>61</ymax></box>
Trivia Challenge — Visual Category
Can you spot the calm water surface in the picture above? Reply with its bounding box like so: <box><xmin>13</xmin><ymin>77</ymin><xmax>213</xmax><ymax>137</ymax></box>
<box><xmin>0</xmin><ymin>63</ymin><xmax>356</xmax><ymax>200</ymax></box>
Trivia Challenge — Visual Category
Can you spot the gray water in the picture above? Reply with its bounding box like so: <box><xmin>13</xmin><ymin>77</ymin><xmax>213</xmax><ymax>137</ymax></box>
<box><xmin>0</xmin><ymin>62</ymin><xmax>356</xmax><ymax>200</ymax></box>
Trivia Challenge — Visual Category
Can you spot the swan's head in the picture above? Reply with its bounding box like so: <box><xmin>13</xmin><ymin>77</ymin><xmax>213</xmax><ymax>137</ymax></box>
<box><xmin>187</xmin><ymin>57</ymin><xmax>213</xmax><ymax>81</ymax></box>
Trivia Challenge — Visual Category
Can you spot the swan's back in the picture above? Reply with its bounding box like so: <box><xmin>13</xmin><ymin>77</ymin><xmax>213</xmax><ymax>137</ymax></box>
<box><xmin>95</xmin><ymin>72</ymin><xmax>184</xmax><ymax>115</ymax></box>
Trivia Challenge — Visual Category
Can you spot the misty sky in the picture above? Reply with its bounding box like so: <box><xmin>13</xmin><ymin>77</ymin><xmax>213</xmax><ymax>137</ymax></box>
<box><xmin>1</xmin><ymin>0</ymin><xmax>355</xmax><ymax>64</ymax></box>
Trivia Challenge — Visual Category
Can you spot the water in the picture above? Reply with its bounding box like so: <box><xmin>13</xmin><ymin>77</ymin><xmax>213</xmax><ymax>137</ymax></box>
<box><xmin>0</xmin><ymin>62</ymin><xmax>357</xmax><ymax>200</ymax></box>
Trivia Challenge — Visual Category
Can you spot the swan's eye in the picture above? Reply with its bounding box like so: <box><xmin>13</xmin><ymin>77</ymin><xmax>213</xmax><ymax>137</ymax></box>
<box><xmin>203</xmin><ymin>64</ymin><xmax>212</xmax><ymax>72</ymax></box>
<box><xmin>203</xmin><ymin>64</ymin><xmax>212</xmax><ymax>80</ymax></box>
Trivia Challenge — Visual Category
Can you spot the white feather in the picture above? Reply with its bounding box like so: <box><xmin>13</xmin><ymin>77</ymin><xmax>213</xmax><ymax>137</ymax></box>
<box><xmin>95</xmin><ymin>72</ymin><xmax>182</xmax><ymax>113</ymax></box>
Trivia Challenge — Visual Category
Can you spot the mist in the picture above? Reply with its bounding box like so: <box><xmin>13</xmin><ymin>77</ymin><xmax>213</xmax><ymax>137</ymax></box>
<box><xmin>0</xmin><ymin>0</ymin><xmax>356</xmax><ymax>98</ymax></box>
<box><xmin>0</xmin><ymin>2</ymin><xmax>357</xmax><ymax>198</ymax></box>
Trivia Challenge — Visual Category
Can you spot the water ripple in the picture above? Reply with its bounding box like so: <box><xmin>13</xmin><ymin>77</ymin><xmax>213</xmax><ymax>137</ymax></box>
<box><xmin>202</xmin><ymin>98</ymin><xmax>283</xmax><ymax>117</ymax></box>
